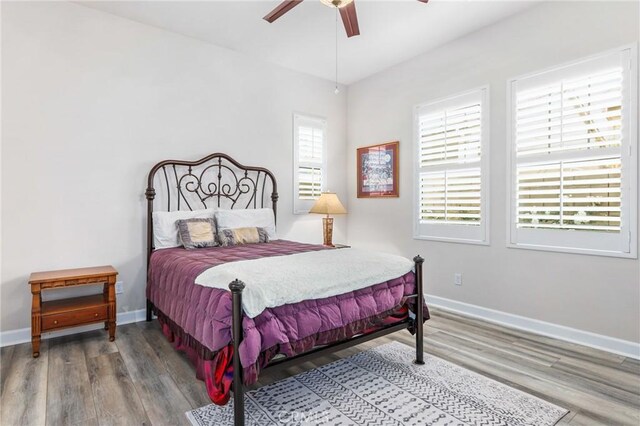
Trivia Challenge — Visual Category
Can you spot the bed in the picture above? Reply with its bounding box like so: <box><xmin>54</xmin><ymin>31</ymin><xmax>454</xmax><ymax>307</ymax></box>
<box><xmin>144</xmin><ymin>153</ymin><xmax>428</xmax><ymax>426</ymax></box>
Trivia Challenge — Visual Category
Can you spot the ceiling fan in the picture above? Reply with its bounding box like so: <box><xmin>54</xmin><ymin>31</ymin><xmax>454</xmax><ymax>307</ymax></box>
<box><xmin>264</xmin><ymin>0</ymin><xmax>430</xmax><ymax>38</ymax></box>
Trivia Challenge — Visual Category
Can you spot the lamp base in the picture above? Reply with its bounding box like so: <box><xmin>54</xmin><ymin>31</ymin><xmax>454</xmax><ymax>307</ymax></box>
<box><xmin>322</xmin><ymin>216</ymin><xmax>334</xmax><ymax>247</ymax></box>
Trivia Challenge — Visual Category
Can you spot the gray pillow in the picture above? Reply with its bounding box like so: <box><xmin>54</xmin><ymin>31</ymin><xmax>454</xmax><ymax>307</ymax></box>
<box><xmin>176</xmin><ymin>218</ymin><xmax>219</xmax><ymax>249</ymax></box>
<box><xmin>218</xmin><ymin>227</ymin><xmax>270</xmax><ymax>247</ymax></box>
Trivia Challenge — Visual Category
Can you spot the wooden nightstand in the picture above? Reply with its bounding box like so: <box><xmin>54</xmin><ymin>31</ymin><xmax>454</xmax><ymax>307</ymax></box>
<box><xmin>29</xmin><ymin>265</ymin><xmax>118</xmax><ymax>358</ymax></box>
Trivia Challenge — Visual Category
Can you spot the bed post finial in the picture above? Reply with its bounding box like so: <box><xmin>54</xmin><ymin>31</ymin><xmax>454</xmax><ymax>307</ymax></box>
<box><xmin>229</xmin><ymin>279</ymin><xmax>245</xmax><ymax>293</ymax></box>
<box><xmin>229</xmin><ymin>279</ymin><xmax>245</xmax><ymax>426</ymax></box>
<box><xmin>413</xmin><ymin>255</ymin><xmax>425</xmax><ymax>365</ymax></box>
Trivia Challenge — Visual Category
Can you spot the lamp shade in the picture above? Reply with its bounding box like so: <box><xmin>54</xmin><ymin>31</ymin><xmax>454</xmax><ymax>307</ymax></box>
<box><xmin>309</xmin><ymin>192</ymin><xmax>347</xmax><ymax>215</ymax></box>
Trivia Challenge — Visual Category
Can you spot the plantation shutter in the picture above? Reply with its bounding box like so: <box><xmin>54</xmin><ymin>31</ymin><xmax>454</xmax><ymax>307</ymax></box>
<box><xmin>294</xmin><ymin>115</ymin><xmax>326</xmax><ymax>213</ymax></box>
<box><xmin>509</xmin><ymin>47</ymin><xmax>636</xmax><ymax>257</ymax></box>
<box><xmin>515</xmin><ymin>68</ymin><xmax>623</xmax><ymax>232</ymax></box>
<box><xmin>419</xmin><ymin>104</ymin><xmax>482</xmax><ymax>168</ymax></box>
<box><xmin>298</xmin><ymin>166</ymin><xmax>322</xmax><ymax>200</ymax></box>
<box><xmin>415</xmin><ymin>88</ymin><xmax>488</xmax><ymax>243</ymax></box>
<box><xmin>420</xmin><ymin>169</ymin><xmax>482</xmax><ymax>224</ymax></box>
<box><xmin>516</xmin><ymin>69</ymin><xmax>623</xmax><ymax>157</ymax></box>
<box><xmin>418</xmin><ymin>96</ymin><xmax>483</xmax><ymax>225</ymax></box>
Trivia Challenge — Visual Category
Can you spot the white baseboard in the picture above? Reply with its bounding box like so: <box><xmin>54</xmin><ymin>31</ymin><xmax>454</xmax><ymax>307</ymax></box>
<box><xmin>427</xmin><ymin>294</ymin><xmax>640</xmax><ymax>360</ymax></box>
<box><xmin>0</xmin><ymin>309</ymin><xmax>147</xmax><ymax>348</ymax></box>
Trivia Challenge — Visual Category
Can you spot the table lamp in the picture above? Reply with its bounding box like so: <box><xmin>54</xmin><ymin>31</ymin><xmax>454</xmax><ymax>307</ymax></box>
<box><xmin>309</xmin><ymin>192</ymin><xmax>347</xmax><ymax>246</ymax></box>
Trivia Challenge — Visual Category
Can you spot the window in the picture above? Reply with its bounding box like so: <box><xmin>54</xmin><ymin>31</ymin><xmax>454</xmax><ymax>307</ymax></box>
<box><xmin>293</xmin><ymin>114</ymin><xmax>327</xmax><ymax>214</ymax></box>
<box><xmin>508</xmin><ymin>46</ymin><xmax>638</xmax><ymax>257</ymax></box>
<box><xmin>414</xmin><ymin>87</ymin><xmax>489</xmax><ymax>244</ymax></box>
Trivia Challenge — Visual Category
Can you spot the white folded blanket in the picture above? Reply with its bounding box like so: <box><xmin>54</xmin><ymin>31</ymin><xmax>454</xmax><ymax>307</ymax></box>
<box><xmin>194</xmin><ymin>248</ymin><xmax>414</xmax><ymax>318</ymax></box>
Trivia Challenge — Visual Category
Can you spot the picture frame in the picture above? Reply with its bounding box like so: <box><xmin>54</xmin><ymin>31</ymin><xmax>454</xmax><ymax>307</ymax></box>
<box><xmin>357</xmin><ymin>141</ymin><xmax>399</xmax><ymax>198</ymax></box>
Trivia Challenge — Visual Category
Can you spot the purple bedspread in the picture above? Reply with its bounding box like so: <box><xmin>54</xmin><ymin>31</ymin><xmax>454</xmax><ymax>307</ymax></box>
<box><xmin>147</xmin><ymin>240</ymin><xmax>419</xmax><ymax>371</ymax></box>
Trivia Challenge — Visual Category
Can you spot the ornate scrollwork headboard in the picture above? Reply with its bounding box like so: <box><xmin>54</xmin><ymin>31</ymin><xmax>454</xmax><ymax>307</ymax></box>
<box><xmin>145</xmin><ymin>153</ymin><xmax>278</xmax><ymax>261</ymax></box>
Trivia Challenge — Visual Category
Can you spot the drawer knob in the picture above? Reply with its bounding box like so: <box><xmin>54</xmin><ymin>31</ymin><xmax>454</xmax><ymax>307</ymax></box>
<box><xmin>94</xmin><ymin>313</ymin><xmax>98</xmax><ymax>317</ymax></box>
<box><xmin>53</xmin><ymin>320</ymin><xmax>58</xmax><ymax>325</ymax></box>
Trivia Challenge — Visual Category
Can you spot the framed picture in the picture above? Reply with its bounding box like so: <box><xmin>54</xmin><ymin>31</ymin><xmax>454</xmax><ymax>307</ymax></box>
<box><xmin>357</xmin><ymin>141</ymin><xmax>399</xmax><ymax>198</ymax></box>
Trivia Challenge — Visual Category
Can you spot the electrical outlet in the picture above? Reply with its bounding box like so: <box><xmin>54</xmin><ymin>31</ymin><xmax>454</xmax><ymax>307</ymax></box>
<box><xmin>115</xmin><ymin>281</ymin><xmax>124</xmax><ymax>294</ymax></box>
<box><xmin>454</xmin><ymin>273</ymin><xmax>463</xmax><ymax>286</ymax></box>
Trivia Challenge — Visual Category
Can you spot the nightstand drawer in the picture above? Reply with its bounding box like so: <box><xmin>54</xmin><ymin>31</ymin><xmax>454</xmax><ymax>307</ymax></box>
<box><xmin>42</xmin><ymin>305</ymin><xmax>108</xmax><ymax>330</ymax></box>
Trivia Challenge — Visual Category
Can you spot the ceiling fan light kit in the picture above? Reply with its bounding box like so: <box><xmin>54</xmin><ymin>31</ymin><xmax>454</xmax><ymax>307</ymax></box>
<box><xmin>319</xmin><ymin>0</ymin><xmax>354</xmax><ymax>9</ymax></box>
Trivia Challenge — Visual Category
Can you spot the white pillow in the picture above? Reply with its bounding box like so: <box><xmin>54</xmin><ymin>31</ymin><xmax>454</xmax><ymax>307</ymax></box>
<box><xmin>153</xmin><ymin>209</ymin><xmax>215</xmax><ymax>249</ymax></box>
<box><xmin>215</xmin><ymin>208</ymin><xmax>278</xmax><ymax>240</ymax></box>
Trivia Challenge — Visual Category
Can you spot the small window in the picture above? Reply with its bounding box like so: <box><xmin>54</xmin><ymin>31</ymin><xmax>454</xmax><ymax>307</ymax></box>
<box><xmin>508</xmin><ymin>46</ymin><xmax>637</xmax><ymax>257</ymax></box>
<box><xmin>414</xmin><ymin>87</ymin><xmax>490</xmax><ymax>244</ymax></box>
<box><xmin>293</xmin><ymin>114</ymin><xmax>327</xmax><ymax>214</ymax></box>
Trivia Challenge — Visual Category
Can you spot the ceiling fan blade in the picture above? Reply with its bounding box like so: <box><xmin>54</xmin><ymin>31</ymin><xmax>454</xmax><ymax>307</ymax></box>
<box><xmin>263</xmin><ymin>0</ymin><xmax>304</xmax><ymax>23</ymax></box>
<box><xmin>339</xmin><ymin>1</ymin><xmax>360</xmax><ymax>38</ymax></box>
<box><xmin>417</xmin><ymin>0</ymin><xmax>429</xmax><ymax>3</ymax></box>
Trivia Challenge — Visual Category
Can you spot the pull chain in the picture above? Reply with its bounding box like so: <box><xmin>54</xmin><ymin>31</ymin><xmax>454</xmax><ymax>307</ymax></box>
<box><xmin>334</xmin><ymin>8</ymin><xmax>339</xmax><ymax>94</ymax></box>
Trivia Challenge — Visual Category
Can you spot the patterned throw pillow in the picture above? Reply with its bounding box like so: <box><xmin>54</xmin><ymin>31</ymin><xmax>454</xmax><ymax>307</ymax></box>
<box><xmin>176</xmin><ymin>218</ymin><xmax>218</xmax><ymax>249</ymax></box>
<box><xmin>218</xmin><ymin>227</ymin><xmax>270</xmax><ymax>247</ymax></box>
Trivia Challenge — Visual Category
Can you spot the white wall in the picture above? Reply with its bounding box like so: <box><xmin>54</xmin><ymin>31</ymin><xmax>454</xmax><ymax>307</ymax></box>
<box><xmin>0</xmin><ymin>2</ymin><xmax>348</xmax><ymax>332</ymax></box>
<box><xmin>346</xmin><ymin>1</ymin><xmax>640</xmax><ymax>343</ymax></box>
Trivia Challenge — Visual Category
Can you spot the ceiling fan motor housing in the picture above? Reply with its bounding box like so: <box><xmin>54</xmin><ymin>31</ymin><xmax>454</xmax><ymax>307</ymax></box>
<box><xmin>320</xmin><ymin>0</ymin><xmax>354</xmax><ymax>9</ymax></box>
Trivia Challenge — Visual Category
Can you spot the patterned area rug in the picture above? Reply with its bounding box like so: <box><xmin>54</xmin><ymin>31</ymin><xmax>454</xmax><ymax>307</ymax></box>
<box><xmin>187</xmin><ymin>341</ymin><xmax>568</xmax><ymax>425</ymax></box>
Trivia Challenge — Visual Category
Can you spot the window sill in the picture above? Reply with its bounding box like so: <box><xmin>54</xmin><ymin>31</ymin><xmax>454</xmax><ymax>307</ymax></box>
<box><xmin>506</xmin><ymin>242</ymin><xmax>637</xmax><ymax>259</ymax></box>
<box><xmin>413</xmin><ymin>235</ymin><xmax>490</xmax><ymax>246</ymax></box>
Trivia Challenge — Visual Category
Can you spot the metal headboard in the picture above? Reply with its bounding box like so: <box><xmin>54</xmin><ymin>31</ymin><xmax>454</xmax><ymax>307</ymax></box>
<box><xmin>145</xmin><ymin>153</ymin><xmax>278</xmax><ymax>262</ymax></box>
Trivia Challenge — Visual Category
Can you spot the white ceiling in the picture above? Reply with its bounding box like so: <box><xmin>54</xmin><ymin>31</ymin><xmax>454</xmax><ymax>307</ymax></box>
<box><xmin>79</xmin><ymin>0</ymin><xmax>537</xmax><ymax>85</ymax></box>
